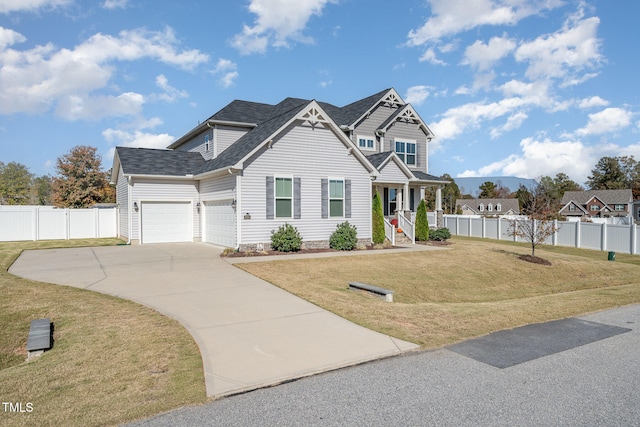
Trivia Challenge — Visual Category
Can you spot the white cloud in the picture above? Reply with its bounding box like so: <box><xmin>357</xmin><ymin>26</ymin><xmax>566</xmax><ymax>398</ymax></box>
<box><xmin>407</xmin><ymin>0</ymin><xmax>563</xmax><ymax>46</ymax></box>
<box><xmin>419</xmin><ymin>48</ymin><xmax>446</xmax><ymax>65</ymax></box>
<box><xmin>404</xmin><ymin>86</ymin><xmax>432</xmax><ymax>106</ymax></box>
<box><xmin>102</xmin><ymin>0</ymin><xmax>129</xmax><ymax>9</ymax></box>
<box><xmin>463</xmin><ymin>36</ymin><xmax>516</xmax><ymax>71</ymax></box>
<box><xmin>103</xmin><ymin>117</ymin><xmax>175</xmax><ymax>160</ymax></box>
<box><xmin>0</xmin><ymin>0</ymin><xmax>71</xmax><ymax>14</ymax></box>
<box><xmin>231</xmin><ymin>0</ymin><xmax>336</xmax><ymax>54</ymax></box>
<box><xmin>578</xmin><ymin>96</ymin><xmax>609</xmax><ymax>109</ymax></box>
<box><xmin>56</xmin><ymin>92</ymin><xmax>145</xmax><ymax>120</ymax></box>
<box><xmin>0</xmin><ymin>27</ymin><xmax>208</xmax><ymax>118</ymax></box>
<box><xmin>0</xmin><ymin>27</ymin><xmax>26</xmax><ymax>50</ymax></box>
<box><xmin>212</xmin><ymin>58</ymin><xmax>238</xmax><ymax>88</ymax></box>
<box><xmin>490</xmin><ymin>111</ymin><xmax>528</xmax><ymax>139</ymax></box>
<box><xmin>515</xmin><ymin>10</ymin><xmax>602</xmax><ymax>83</ymax></box>
<box><xmin>231</xmin><ymin>0</ymin><xmax>337</xmax><ymax>55</ymax></box>
<box><xmin>574</xmin><ymin>107</ymin><xmax>633</xmax><ymax>137</ymax></box>
<box><xmin>154</xmin><ymin>74</ymin><xmax>188</xmax><ymax>103</ymax></box>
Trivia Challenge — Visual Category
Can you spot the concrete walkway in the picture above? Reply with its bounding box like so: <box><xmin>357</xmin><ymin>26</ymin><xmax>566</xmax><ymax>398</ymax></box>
<box><xmin>8</xmin><ymin>243</ymin><xmax>433</xmax><ymax>398</ymax></box>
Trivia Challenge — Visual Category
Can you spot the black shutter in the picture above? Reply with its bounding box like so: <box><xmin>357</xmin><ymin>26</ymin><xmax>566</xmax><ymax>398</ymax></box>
<box><xmin>321</xmin><ymin>179</ymin><xmax>328</xmax><ymax>219</ymax></box>
<box><xmin>345</xmin><ymin>180</ymin><xmax>351</xmax><ymax>218</ymax></box>
<box><xmin>294</xmin><ymin>177</ymin><xmax>301</xmax><ymax>219</ymax></box>
<box><xmin>266</xmin><ymin>176</ymin><xmax>274</xmax><ymax>219</ymax></box>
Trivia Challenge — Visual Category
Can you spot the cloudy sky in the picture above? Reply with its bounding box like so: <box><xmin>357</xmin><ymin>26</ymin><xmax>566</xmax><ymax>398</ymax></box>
<box><xmin>1</xmin><ymin>0</ymin><xmax>638</xmax><ymax>185</ymax></box>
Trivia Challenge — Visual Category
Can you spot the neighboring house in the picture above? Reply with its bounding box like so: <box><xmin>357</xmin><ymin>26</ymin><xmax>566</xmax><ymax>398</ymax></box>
<box><xmin>559</xmin><ymin>189</ymin><xmax>633</xmax><ymax>219</ymax></box>
<box><xmin>111</xmin><ymin>88</ymin><xmax>448</xmax><ymax>249</ymax></box>
<box><xmin>455</xmin><ymin>198</ymin><xmax>520</xmax><ymax>216</ymax></box>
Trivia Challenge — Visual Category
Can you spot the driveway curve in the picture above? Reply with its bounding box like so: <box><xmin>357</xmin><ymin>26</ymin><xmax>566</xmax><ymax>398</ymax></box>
<box><xmin>9</xmin><ymin>243</ymin><xmax>418</xmax><ymax>398</ymax></box>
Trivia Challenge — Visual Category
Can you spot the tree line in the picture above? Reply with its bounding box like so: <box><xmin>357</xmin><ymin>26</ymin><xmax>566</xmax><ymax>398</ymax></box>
<box><xmin>426</xmin><ymin>155</ymin><xmax>640</xmax><ymax>215</ymax></box>
<box><xmin>0</xmin><ymin>146</ymin><xmax>115</xmax><ymax>207</ymax></box>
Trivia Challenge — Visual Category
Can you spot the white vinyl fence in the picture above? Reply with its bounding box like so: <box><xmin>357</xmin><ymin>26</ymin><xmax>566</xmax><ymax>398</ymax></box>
<box><xmin>444</xmin><ymin>215</ymin><xmax>640</xmax><ymax>255</ymax></box>
<box><xmin>0</xmin><ymin>206</ymin><xmax>117</xmax><ymax>242</ymax></box>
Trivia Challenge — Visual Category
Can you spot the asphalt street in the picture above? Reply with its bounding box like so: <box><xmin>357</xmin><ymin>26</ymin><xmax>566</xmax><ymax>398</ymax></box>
<box><xmin>127</xmin><ymin>304</ymin><xmax>640</xmax><ymax>427</ymax></box>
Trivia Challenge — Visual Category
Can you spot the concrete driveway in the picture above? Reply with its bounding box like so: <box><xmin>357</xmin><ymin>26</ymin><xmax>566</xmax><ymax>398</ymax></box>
<box><xmin>9</xmin><ymin>243</ymin><xmax>418</xmax><ymax>398</ymax></box>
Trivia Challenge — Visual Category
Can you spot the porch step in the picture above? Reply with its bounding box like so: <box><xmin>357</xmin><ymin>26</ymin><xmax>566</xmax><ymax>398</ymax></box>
<box><xmin>395</xmin><ymin>233</ymin><xmax>413</xmax><ymax>245</ymax></box>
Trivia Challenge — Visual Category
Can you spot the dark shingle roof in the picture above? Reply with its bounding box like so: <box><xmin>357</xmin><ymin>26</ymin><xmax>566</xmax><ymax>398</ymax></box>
<box><xmin>195</xmin><ymin>98</ymin><xmax>309</xmax><ymax>174</ymax></box>
<box><xmin>561</xmin><ymin>189</ymin><xmax>633</xmax><ymax>205</ymax></box>
<box><xmin>116</xmin><ymin>147</ymin><xmax>206</xmax><ymax>176</ymax></box>
<box><xmin>413</xmin><ymin>171</ymin><xmax>449</xmax><ymax>183</ymax></box>
<box><xmin>366</xmin><ymin>151</ymin><xmax>394</xmax><ymax>169</ymax></box>
<box><xmin>328</xmin><ymin>88</ymin><xmax>391</xmax><ymax>126</ymax></box>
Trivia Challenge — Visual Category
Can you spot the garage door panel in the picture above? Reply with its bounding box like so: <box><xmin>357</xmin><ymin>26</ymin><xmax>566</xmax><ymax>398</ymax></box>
<box><xmin>204</xmin><ymin>200</ymin><xmax>236</xmax><ymax>247</ymax></box>
<box><xmin>141</xmin><ymin>202</ymin><xmax>192</xmax><ymax>244</ymax></box>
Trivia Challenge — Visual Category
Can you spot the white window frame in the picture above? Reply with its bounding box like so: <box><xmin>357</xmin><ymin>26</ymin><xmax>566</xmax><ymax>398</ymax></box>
<box><xmin>590</xmin><ymin>204</ymin><xmax>599</xmax><ymax>211</ymax></box>
<box><xmin>395</xmin><ymin>139</ymin><xmax>417</xmax><ymax>166</ymax></box>
<box><xmin>479</xmin><ymin>203</ymin><xmax>484</xmax><ymax>212</ymax></box>
<box><xmin>488</xmin><ymin>203</ymin><xmax>493</xmax><ymax>212</ymax></box>
<box><xmin>615</xmin><ymin>204</ymin><xmax>625</xmax><ymax>211</ymax></box>
<box><xmin>357</xmin><ymin>135</ymin><xmax>375</xmax><ymax>151</ymax></box>
<box><xmin>328</xmin><ymin>178</ymin><xmax>345</xmax><ymax>218</ymax></box>
<box><xmin>496</xmin><ymin>203</ymin><xmax>502</xmax><ymax>212</ymax></box>
<box><xmin>275</xmin><ymin>176</ymin><xmax>293</xmax><ymax>218</ymax></box>
<box><xmin>569</xmin><ymin>204</ymin><xmax>576</xmax><ymax>211</ymax></box>
<box><xmin>205</xmin><ymin>134</ymin><xmax>210</xmax><ymax>152</ymax></box>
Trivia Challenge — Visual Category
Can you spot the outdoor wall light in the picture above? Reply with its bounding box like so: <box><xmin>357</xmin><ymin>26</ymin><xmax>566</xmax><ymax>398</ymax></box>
<box><xmin>196</xmin><ymin>201</ymin><xmax>201</xmax><ymax>213</ymax></box>
<box><xmin>133</xmin><ymin>202</ymin><xmax>139</xmax><ymax>212</ymax></box>
<box><xmin>231</xmin><ymin>199</ymin><xmax>237</xmax><ymax>210</ymax></box>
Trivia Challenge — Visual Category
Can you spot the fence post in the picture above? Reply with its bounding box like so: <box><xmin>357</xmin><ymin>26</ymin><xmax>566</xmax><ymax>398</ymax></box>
<box><xmin>576</xmin><ymin>220</ymin><xmax>581</xmax><ymax>249</ymax></box>
<box><xmin>456</xmin><ymin>216</ymin><xmax>459</xmax><ymax>236</ymax></box>
<box><xmin>601</xmin><ymin>222</ymin><xmax>607</xmax><ymax>252</ymax></box>
<box><xmin>33</xmin><ymin>206</ymin><xmax>38</xmax><ymax>241</ymax></box>
<box><xmin>497</xmin><ymin>218</ymin><xmax>502</xmax><ymax>240</ymax></box>
<box><xmin>482</xmin><ymin>217</ymin><xmax>486</xmax><ymax>239</ymax></box>
<box><xmin>631</xmin><ymin>222</ymin><xmax>636</xmax><ymax>255</ymax></box>
<box><xmin>65</xmin><ymin>209</ymin><xmax>70</xmax><ymax>240</ymax></box>
<box><xmin>553</xmin><ymin>220</ymin><xmax>558</xmax><ymax>246</ymax></box>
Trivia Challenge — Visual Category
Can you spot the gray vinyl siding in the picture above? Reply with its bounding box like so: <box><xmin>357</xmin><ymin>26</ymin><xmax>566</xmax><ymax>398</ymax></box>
<box><xmin>239</xmin><ymin>122</ymin><xmax>371</xmax><ymax>245</ymax></box>
<box><xmin>174</xmin><ymin>129</ymin><xmax>214</xmax><ymax>161</ymax></box>
<box><xmin>200</xmin><ymin>174</ymin><xmax>236</xmax><ymax>201</ymax></box>
<box><xmin>116</xmin><ymin>165</ymin><xmax>129</xmax><ymax>239</ymax></box>
<box><xmin>216</xmin><ymin>126</ymin><xmax>250</xmax><ymax>157</ymax></box>
<box><xmin>385</xmin><ymin>121</ymin><xmax>428</xmax><ymax>173</ymax></box>
<box><xmin>378</xmin><ymin>160</ymin><xmax>410</xmax><ymax>183</ymax></box>
<box><xmin>352</xmin><ymin>104</ymin><xmax>398</xmax><ymax>152</ymax></box>
<box><xmin>129</xmin><ymin>178</ymin><xmax>200</xmax><ymax>241</ymax></box>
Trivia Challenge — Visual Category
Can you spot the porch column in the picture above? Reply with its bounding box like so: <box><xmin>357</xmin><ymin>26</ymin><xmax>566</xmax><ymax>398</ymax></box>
<box><xmin>404</xmin><ymin>182</ymin><xmax>410</xmax><ymax>211</ymax></box>
<box><xmin>420</xmin><ymin>186</ymin><xmax>425</xmax><ymax>201</ymax></box>
<box><xmin>396</xmin><ymin>187</ymin><xmax>403</xmax><ymax>214</ymax></box>
<box><xmin>436</xmin><ymin>187</ymin><xmax>443</xmax><ymax>227</ymax></box>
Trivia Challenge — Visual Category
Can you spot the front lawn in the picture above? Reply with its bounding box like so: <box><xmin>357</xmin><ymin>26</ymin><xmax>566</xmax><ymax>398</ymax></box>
<box><xmin>0</xmin><ymin>239</ymin><xmax>206</xmax><ymax>427</ymax></box>
<box><xmin>237</xmin><ymin>236</ymin><xmax>640</xmax><ymax>347</ymax></box>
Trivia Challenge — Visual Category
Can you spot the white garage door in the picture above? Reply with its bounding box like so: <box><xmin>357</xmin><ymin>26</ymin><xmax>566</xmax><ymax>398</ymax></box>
<box><xmin>141</xmin><ymin>201</ymin><xmax>192</xmax><ymax>244</ymax></box>
<box><xmin>204</xmin><ymin>200</ymin><xmax>236</xmax><ymax>247</ymax></box>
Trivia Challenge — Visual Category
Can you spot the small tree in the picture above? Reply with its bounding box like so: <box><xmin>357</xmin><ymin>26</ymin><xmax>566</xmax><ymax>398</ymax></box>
<box><xmin>372</xmin><ymin>191</ymin><xmax>385</xmax><ymax>244</ymax></box>
<box><xmin>415</xmin><ymin>199</ymin><xmax>429</xmax><ymax>241</ymax></box>
<box><xmin>0</xmin><ymin>161</ymin><xmax>34</xmax><ymax>205</ymax></box>
<box><xmin>507</xmin><ymin>185</ymin><xmax>558</xmax><ymax>258</ymax></box>
<box><xmin>270</xmin><ymin>223</ymin><xmax>302</xmax><ymax>252</ymax></box>
<box><xmin>51</xmin><ymin>145</ymin><xmax>115</xmax><ymax>208</ymax></box>
<box><xmin>330</xmin><ymin>221</ymin><xmax>358</xmax><ymax>250</ymax></box>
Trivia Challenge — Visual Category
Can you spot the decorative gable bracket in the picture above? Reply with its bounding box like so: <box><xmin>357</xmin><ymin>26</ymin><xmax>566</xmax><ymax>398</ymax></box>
<box><xmin>382</xmin><ymin>91</ymin><xmax>403</xmax><ymax>107</ymax></box>
<box><xmin>301</xmin><ymin>106</ymin><xmax>329</xmax><ymax>126</ymax></box>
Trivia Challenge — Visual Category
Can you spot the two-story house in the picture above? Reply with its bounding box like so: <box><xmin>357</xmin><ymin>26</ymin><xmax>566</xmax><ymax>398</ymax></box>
<box><xmin>455</xmin><ymin>198</ymin><xmax>520</xmax><ymax>216</ymax></box>
<box><xmin>559</xmin><ymin>189</ymin><xmax>633</xmax><ymax>219</ymax></box>
<box><xmin>111</xmin><ymin>88</ymin><xmax>447</xmax><ymax>249</ymax></box>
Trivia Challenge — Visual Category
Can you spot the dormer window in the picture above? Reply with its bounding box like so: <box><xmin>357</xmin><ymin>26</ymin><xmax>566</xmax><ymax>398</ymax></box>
<box><xmin>358</xmin><ymin>136</ymin><xmax>375</xmax><ymax>150</ymax></box>
<box><xmin>488</xmin><ymin>203</ymin><xmax>493</xmax><ymax>212</ymax></box>
<box><xmin>205</xmin><ymin>134</ymin><xmax>211</xmax><ymax>151</ymax></box>
<box><xmin>496</xmin><ymin>203</ymin><xmax>501</xmax><ymax>212</ymax></box>
<box><xmin>479</xmin><ymin>203</ymin><xmax>484</xmax><ymax>212</ymax></box>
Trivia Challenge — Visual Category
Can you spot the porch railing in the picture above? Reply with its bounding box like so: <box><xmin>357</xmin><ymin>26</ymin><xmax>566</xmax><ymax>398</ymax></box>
<box><xmin>383</xmin><ymin>218</ymin><xmax>395</xmax><ymax>246</ymax></box>
<box><xmin>398</xmin><ymin>214</ymin><xmax>415</xmax><ymax>244</ymax></box>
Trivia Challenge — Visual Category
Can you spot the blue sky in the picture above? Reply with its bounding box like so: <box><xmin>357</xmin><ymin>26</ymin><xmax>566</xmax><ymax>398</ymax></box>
<box><xmin>1</xmin><ymin>0</ymin><xmax>638</xmax><ymax>186</ymax></box>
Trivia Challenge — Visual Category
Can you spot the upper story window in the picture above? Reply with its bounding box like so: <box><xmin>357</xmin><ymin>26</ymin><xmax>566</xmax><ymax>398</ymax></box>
<box><xmin>358</xmin><ymin>136</ymin><xmax>375</xmax><ymax>150</ymax></box>
<box><xmin>590</xmin><ymin>204</ymin><xmax>599</xmax><ymax>211</ymax></box>
<box><xmin>205</xmin><ymin>134</ymin><xmax>211</xmax><ymax>151</ymax></box>
<box><xmin>569</xmin><ymin>204</ymin><xmax>576</xmax><ymax>211</ymax></box>
<box><xmin>488</xmin><ymin>203</ymin><xmax>493</xmax><ymax>212</ymax></box>
<box><xmin>329</xmin><ymin>179</ymin><xmax>344</xmax><ymax>217</ymax></box>
<box><xmin>395</xmin><ymin>140</ymin><xmax>416</xmax><ymax>166</ymax></box>
<box><xmin>496</xmin><ymin>203</ymin><xmax>502</xmax><ymax>212</ymax></box>
<box><xmin>615</xmin><ymin>204</ymin><xmax>625</xmax><ymax>211</ymax></box>
<box><xmin>275</xmin><ymin>177</ymin><xmax>293</xmax><ymax>218</ymax></box>
<box><xmin>479</xmin><ymin>203</ymin><xmax>484</xmax><ymax>212</ymax></box>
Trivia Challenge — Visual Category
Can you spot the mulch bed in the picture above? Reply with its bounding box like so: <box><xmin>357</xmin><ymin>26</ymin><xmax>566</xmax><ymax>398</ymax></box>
<box><xmin>222</xmin><ymin>240</ymin><xmax>452</xmax><ymax>258</ymax></box>
<box><xmin>519</xmin><ymin>254</ymin><xmax>552</xmax><ymax>265</ymax></box>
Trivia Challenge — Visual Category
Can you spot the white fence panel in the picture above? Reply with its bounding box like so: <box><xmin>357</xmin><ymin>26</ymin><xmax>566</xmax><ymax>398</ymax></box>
<box><xmin>0</xmin><ymin>206</ymin><xmax>117</xmax><ymax>242</ymax></box>
<box><xmin>556</xmin><ymin>221</ymin><xmax>576</xmax><ymax>248</ymax></box>
<box><xmin>580</xmin><ymin>223</ymin><xmax>602</xmax><ymax>250</ymax></box>
<box><xmin>499</xmin><ymin>218</ymin><xmax>511</xmax><ymax>241</ymax></box>
<box><xmin>470</xmin><ymin>218</ymin><xmax>483</xmax><ymax>238</ymax></box>
<box><xmin>485</xmin><ymin>218</ymin><xmax>499</xmax><ymax>240</ymax></box>
<box><xmin>38</xmin><ymin>209</ymin><xmax>67</xmax><ymax>240</ymax></box>
<box><xmin>607</xmin><ymin>224</ymin><xmax>632</xmax><ymax>253</ymax></box>
<box><xmin>0</xmin><ymin>208</ymin><xmax>34</xmax><ymax>241</ymax></box>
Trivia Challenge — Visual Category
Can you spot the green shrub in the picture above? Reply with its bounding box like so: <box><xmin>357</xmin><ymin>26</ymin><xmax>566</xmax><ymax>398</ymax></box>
<box><xmin>372</xmin><ymin>191</ymin><xmax>385</xmax><ymax>244</ymax></box>
<box><xmin>429</xmin><ymin>227</ymin><xmax>451</xmax><ymax>241</ymax></box>
<box><xmin>329</xmin><ymin>221</ymin><xmax>358</xmax><ymax>251</ymax></box>
<box><xmin>415</xmin><ymin>199</ymin><xmax>429</xmax><ymax>241</ymax></box>
<box><xmin>271</xmin><ymin>223</ymin><xmax>302</xmax><ymax>252</ymax></box>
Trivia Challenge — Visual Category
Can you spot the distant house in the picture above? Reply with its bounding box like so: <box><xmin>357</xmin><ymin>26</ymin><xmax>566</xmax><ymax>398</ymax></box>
<box><xmin>455</xmin><ymin>198</ymin><xmax>520</xmax><ymax>216</ymax></box>
<box><xmin>559</xmin><ymin>189</ymin><xmax>633</xmax><ymax>219</ymax></box>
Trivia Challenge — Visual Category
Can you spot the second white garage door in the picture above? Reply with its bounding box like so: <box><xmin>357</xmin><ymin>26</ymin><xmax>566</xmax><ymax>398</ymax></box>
<box><xmin>204</xmin><ymin>200</ymin><xmax>236</xmax><ymax>248</ymax></box>
<box><xmin>141</xmin><ymin>201</ymin><xmax>192</xmax><ymax>244</ymax></box>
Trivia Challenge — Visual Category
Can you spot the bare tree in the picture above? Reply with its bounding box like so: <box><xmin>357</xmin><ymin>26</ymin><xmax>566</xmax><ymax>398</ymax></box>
<box><xmin>507</xmin><ymin>185</ymin><xmax>558</xmax><ymax>258</ymax></box>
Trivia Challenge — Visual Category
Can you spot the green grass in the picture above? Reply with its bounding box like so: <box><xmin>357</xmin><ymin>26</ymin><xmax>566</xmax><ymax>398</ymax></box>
<box><xmin>238</xmin><ymin>236</ymin><xmax>640</xmax><ymax>348</ymax></box>
<box><xmin>0</xmin><ymin>239</ymin><xmax>206</xmax><ymax>427</ymax></box>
